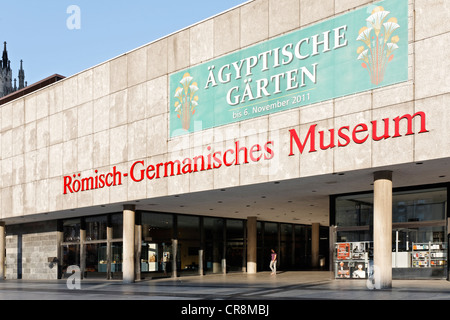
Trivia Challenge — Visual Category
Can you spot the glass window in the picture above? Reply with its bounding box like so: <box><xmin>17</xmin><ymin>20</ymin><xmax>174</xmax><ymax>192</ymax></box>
<box><xmin>257</xmin><ymin>221</ymin><xmax>264</xmax><ymax>269</ymax></box>
<box><xmin>294</xmin><ymin>225</ymin><xmax>311</xmax><ymax>268</ymax></box>
<box><xmin>85</xmin><ymin>243</ymin><xmax>100</xmax><ymax>273</ymax></box>
<box><xmin>280</xmin><ymin>224</ymin><xmax>293</xmax><ymax>269</ymax></box>
<box><xmin>336</xmin><ymin>230</ymin><xmax>372</xmax><ymax>243</ymax></box>
<box><xmin>335</xmin><ymin>194</ymin><xmax>373</xmax><ymax>228</ymax></box>
<box><xmin>111</xmin><ymin>213</ymin><xmax>123</xmax><ymax>239</ymax></box>
<box><xmin>142</xmin><ymin>212</ymin><xmax>173</xmax><ymax>242</ymax></box>
<box><xmin>178</xmin><ymin>215</ymin><xmax>200</xmax><ymax>272</ymax></box>
<box><xmin>98</xmin><ymin>244</ymin><xmax>108</xmax><ymax>272</ymax></box>
<box><xmin>263</xmin><ymin>222</ymin><xmax>278</xmax><ymax>271</ymax></box>
<box><xmin>334</xmin><ymin>186</ymin><xmax>448</xmax><ymax>278</ymax></box>
<box><xmin>227</xmin><ymin>219</ymin><xmax>244</xmax><ymax>242</ymax></box>
<box><xmin>204</xmin><ymin>217</ymin><xmax>224</xmax><ymax>274</ymax></box>
<box><xmin>111</xmin><ymin>242</ymin><xmax>123</xmax><ymax>273</ymax></box>
<box><xmin>177</xmin><ymin>215</ymin><xmax>199</xmax><ymax>240</ymax></box>
<box><xmin>86</xmin><ymin>215</ymin><xmax>107</xmax><ymax>241</ymax></box>
<box><xmin>264</xmin><ymin>222</ymin><xmax>278</xmax><ymax>251</ymax></box>
<box><xmin>63</xmin><ymin>219</ymin><xmax>81</xmax><ymax>242</ymax></box>
<box><xmin>226</xmin><ymin>219</ymin><xmax>244</xmax><ymax>272</ymax></box>
<box><xmin>335</xmin><ymin>188</ymin><xmax>447</xmax><ymax>228</ymax></box>
<box><xmin>141</xmin><ymin>212</ymin><xmax>174</xmax><ymax>275</ymax></box>
<box><xmin>393</xmin><ymin>188</ymin><xmax>446</xmax><ymax>223</ymax></box>
<box><xmin>62</xmin><ymin>244</ymin><xmax>80</xmax><ymax>273</ymax></box>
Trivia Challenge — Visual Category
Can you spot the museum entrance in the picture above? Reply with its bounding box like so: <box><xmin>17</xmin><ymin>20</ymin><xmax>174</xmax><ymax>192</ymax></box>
<box><xmin>59</xmin><ymin>210</ymin><xmax>330</xmax><ymax>280</ymax></box>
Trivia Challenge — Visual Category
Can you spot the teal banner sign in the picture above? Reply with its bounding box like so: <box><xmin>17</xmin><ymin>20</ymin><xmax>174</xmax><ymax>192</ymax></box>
<box><xmin>169</xmin><ymin>0</ymin><xmax>408</xmax><ymax>137</ymax></box>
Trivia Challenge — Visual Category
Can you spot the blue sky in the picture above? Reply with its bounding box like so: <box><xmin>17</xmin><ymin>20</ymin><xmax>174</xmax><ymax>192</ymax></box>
<box><xmin>0</xmin><ymin>0</ymin><xmax>249</xmax><ymax>85</ymax></box>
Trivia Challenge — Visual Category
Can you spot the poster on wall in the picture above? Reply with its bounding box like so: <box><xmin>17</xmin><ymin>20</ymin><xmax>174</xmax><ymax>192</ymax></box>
<box><xmin>337</xmin><ymin>243</ymin><xmax>350</xmax><ymax>260</ymax></box>
<box><xmin>336</xmin><ymin>261</ymin><xmax>350</xmax><ymax>278</ymax></box>
<box><xmin>351</xmin><ymin>262</ymin><xmax>367</xmax><ymax>278</ymax></box>
<box><xmin>351</xmin><ymin>242</ymin><xmax>366</xmax><ymax>259</ymax></box>
<box><xmin>169</xmin><ymin>0</ymin><xmax>409</xmax><ymax>137</ymax></box>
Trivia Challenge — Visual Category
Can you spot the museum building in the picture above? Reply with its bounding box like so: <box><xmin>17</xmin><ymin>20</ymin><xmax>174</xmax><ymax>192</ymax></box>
<box><xmin>0</xmin><ymin>0</ymin><xmax>449</xmax><ymax>288</ymax></box>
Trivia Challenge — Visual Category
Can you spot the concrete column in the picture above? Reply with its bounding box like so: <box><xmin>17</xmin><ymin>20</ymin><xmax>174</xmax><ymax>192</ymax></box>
<box><xmin>0</xmin><ymin>222</ymin><xmax>5</xmax><ymax>280</ymax></box>
<box><xmin>134</xmin><ymin>212</ymin><xmax>142</xmax><ymax>282</ymax></box>
<box><xmin>135</xmin><ymin>223</ymin><xmax>142</xmax><ymax>281</ymax></box>
<box><xmin>80</xmin><ymin>220</ymin><xmax>86</xmax><ymax>279</ymax></box>
<box><xmin>212</xmin><ymin>219</ymin><xmax>221</xmax><ymax>273</ymax></box>
<box><xmin>243</xmin><ymin>221</ymin><xmax>248</xmax><ymax>272</ymax></box>
<box><xmin>106</xmin><ymin>223</ymin><xmax>112</xmax><ymax>280</ymax></box>
<box><xmin>198</xmin><ymin>249</ymin><xmax>204</xmax><ymax>276</ymax></box>
<box><xmin>247</xmin><ymin>217</ymin><xmax>257</xmax><ymax>274</ymax></box>
<box><xmin>212</xmin><ymin>240</ymin><xmax>221</xmax><ymax>273</ymax></box>
<box><xmin>123</xmin><ymin>205</ymin><xmax>135</xmax><ymax>283</ymax></box>
<box><xmin>291</xmin><ymin>225</ymin><xmax>295</xmax><ymax>266</ymax></box>
<box><xmin>329</xmin><ymin>226</ymin><xmax>337</xmax><ymax>274</ymax></box>
<box><xmin>171</xmin><ymin>239</ymin><xmax>178</xmax><ymax>278</ymax></box>
<box><xmin>199</xmin><ymin>217</ymin><xmax>204</xmax><ymax>276</ymax></box>
<box><xmin>56</xmin><ymin>221</ymin><xmax>63</xmax><ymax>280</ymax></box>
<box><xmin>222</xmin><ymin>220</ymin><xmax>227</xmax><ymax>274</ymax></box>
<box><xmin>311</xmin><ymin>223</ymin><xmax>320</xmax><ymax>269</ymax></box>
<box><xmin>373</xmin><ymin>171</ymin><xmax>393</xmax><ymax>289</ymax></box>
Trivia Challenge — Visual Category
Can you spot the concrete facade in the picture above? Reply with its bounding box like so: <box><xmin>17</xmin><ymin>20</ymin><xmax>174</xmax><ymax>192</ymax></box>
<box><xmin>0</xmin><ymin>0</ymin><xmax>449</xmax><ymax>281</ymax></box>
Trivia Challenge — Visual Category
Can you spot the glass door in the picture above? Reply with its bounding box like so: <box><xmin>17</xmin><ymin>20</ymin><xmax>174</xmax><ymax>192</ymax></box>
<box><xmin>392</xmin><ymin>228</ymin><xmax>416</xmax><ymax>268</ymax></box>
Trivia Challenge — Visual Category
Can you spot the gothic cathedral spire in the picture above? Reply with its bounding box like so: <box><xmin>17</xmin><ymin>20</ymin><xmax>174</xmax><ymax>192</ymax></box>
<box><xmin>0</xmin><ymin>41</ymin><xmax>26</xmax><ymax>98</ymax></box>
<box><xmin>2</xmin><ymin>42</ymin><xmax>9</xmax><ymax>70</ymax></box>
<box><xmin>18</xmin><ymin>59</ymin><xmax>25</xmax><ymax>90</ymax></box>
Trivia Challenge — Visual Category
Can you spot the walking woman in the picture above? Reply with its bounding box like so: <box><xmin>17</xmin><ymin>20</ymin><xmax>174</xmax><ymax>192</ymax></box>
<box><xmin>270</xmin><ymin>249</ymin><xmax>277</xmax><ymax>275</ymax></box>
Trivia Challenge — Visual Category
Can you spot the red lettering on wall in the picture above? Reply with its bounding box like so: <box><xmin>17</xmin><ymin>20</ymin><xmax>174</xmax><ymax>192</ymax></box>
<box><xmin>289</xmin><ymin>125</ymin><xmax>317</xmax><ymax>155</ymax></box>
<box><xmin>63</xmin><ymin>140</ymin><xmax>276</xmax><ymax>195</ymax></box>
<box><xmin>288</xmin><ymin>111</ymin><xmax>429</xmax><ymax>155</ymax></box>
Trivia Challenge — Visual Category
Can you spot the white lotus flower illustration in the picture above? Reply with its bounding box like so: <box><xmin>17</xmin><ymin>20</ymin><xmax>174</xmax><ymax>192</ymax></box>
<box><xmin>357</xmin><ymin>49</ymin><xmax>369</xmax><ymax>63</ymax></box>
<box><xmin>356</xmin><ymin>27</ymin><xmax>373</xmax><ymax>46</ymax></box>
<box><xmin>386</xmin><ymin>43</ymin><xmax>399</xmax><ymax>56</ymax></box>
<box><xmin>357</xmin><ymin>6</ymin><xmax>401</xmax><ymax>85</ymax></box>
<box><xmin>383</xmin><ymin>22</ymin><xmax>400</xmax><ymax>41</ymax></box>
<box><xmin>189</xmin><ymin>84</ymin><xmax>198</xmax><ymax>93</ymax></box>
<box><xmin>175</xmin><ymin>87</ymin><xmax>183</xmax><ymax>98</ymax></box>
<box><xmin>173</xmin><ymin>73</ymin><xmax>199</xmax><ymax>131</ymax></box>
<box><xmin>180</xmin><ymin>76</ymin><xmax>193</xmax><ymax>87</ymax></box>
<box><xmin>366</xmin><ymin>10</ymin><xmax>390</xmax><ymax>35</ymax></box>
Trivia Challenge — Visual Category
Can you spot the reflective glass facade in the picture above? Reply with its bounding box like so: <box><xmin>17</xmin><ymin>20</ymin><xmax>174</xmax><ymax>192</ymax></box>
<box><xmin>59</xmin><ymin>211</ymin><xmax>324</xmax><ymax>279</ymax></box>
<box><xmin>332</xmin><ymin>185</ymin><xmax>449</xmax><ymax>279</ymax></box>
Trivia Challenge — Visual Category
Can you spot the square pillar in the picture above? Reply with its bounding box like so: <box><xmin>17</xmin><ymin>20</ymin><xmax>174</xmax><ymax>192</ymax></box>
<box><xmin>171</xmin><ymin>239</ymin><xmax>178</xmax><ymax>278</ymax></box>
<box><xmin>199</xmin><ymin>217</ymin><xmax>205</xmax><ymax>276</ymax></box>
<box><xmin>123</xmin><ymin>205</ymin><xmax>136</xmax><ymax>283</ymax></box>
<box><xmin>135</xmin><ymin>223</ymin><xmax>142</xmax><ymax>281</ymax></box>
<box><xmin>373</xmin><ymin>171</ymin><xmax>393</xmax><ymax>289</ymax></box>
<box><xmin>106</xmin><ymin>219</ymin><xmax>113</xmax><ymax>280</ymax></box>
<box><xmin>80</xmin><ymin>219</ymin><xmax>86</xmax><ymax>279</ymax></box>
<box><xmin>247</xmin><ymin>217</ymin><xmax>257</xmax><ymax>274</ymax></box>
<box><xmin>311</xmin><ymin>223</ymin><xmax>320</xmax><ymax>269</ymax></box>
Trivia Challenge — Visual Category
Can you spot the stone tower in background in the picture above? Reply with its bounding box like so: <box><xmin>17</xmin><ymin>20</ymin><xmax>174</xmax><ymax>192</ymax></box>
<box><xmin>0</xmin><ymin>42</ymin><xmax>26</xmax><ymax>98</ymax></box>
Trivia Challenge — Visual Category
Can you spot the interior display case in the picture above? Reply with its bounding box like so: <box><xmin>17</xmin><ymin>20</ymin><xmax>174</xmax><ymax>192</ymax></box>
<box><xmin>97</xmin><ymin>244</ymin><xmax>123</xmax><ymax>273</ymax></box>
<box><xmin>141</xmin><ymin>243</ymin><xmax>159</xmax><ymax>272</ymax></box>
<box><xmin>335</xmin><ymin>241</ymin><xmax>373</xmax><ymax>279</ymax></box>
<box><xmin>411</xmin><ymin>242</ymin><xmax>447</xmax><ymax>268</ymax></box>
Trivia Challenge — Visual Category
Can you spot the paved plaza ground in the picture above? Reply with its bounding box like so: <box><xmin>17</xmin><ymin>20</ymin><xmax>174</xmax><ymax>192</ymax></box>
<box><xmin>0</xmin><ymin>271</ymin><xmax>449</xmax><ymax>301</ymax></box>
<box><xmin>0</xmin><ymin>271</ymin><xmax>447</xmax><ymax>317</ymax></box>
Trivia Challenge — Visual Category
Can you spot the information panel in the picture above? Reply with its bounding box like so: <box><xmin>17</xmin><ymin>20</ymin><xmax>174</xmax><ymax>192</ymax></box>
<box><xmin>169</xmin><ymin>0</ymin><xmax>408</xmax><ymax>137</ymax></box>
